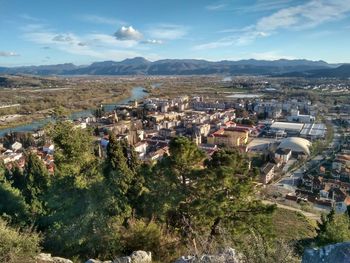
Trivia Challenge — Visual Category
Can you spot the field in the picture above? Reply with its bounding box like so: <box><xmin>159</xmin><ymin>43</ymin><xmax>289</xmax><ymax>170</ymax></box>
<box><xmin>272</xmin><ymin>208</ymin><xmax>317</xmax><ymax>242</ymax></box>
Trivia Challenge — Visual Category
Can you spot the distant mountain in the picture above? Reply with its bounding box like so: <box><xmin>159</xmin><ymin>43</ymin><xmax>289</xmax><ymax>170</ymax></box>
<box><xmin>0</xmin><ymin>57</ymin><xmax>342</xmax><ymax>76</ymax></box>
<box><xmin>279</xmin><ymin>64</ymin><xmax>350</xmax><ymax>78</ymax></box>
<box><xmin>0</xmin><ymin>63</ymin><xmax>79</xmax><ymax>75</ymax></box>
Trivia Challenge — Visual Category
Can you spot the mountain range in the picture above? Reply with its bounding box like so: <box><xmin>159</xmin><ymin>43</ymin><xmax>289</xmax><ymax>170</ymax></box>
<box><xmin>0</xmin><ymin>57</ymin><xmax>349</xmax><ymax>77</ymax></box>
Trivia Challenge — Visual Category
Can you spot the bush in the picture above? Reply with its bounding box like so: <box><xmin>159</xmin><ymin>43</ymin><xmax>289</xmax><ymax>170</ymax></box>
<box><xmin>0</xmin><ymin>218</ymin><xmax>41</xmax><ymax>263</ymax></box>
<box><xmin>121</xmin><ymin>219</ymin><xmax>182</xmax><ymax>262</ymax></box>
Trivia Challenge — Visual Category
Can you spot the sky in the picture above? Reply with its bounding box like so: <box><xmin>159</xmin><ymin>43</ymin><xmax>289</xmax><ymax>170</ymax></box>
<box><xmin>1</xmin><ymin>0</ymin><xmax>350</xmax><ymax>66</ymax></box>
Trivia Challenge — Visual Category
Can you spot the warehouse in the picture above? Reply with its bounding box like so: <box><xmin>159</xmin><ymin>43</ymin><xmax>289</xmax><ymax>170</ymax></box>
<box><xmin>270</xmin><ymin>122</ymin><xmax>304</xmax><ymax>136</ymax></box>
<box><xmin>300</xmin><ymin>123</ymin><xmax>327</xmax><ymax>140</ymax></box>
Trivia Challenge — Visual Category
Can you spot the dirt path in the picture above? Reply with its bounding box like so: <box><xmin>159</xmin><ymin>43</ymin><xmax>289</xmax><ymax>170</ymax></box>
<box><xmin>262</xmin><ymin>200</ymin><xmax>321</xmax><ymax>221</ymax></box>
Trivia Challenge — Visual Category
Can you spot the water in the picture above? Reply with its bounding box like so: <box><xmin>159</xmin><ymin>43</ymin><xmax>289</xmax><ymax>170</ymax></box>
<box><xmin>0</xmin><ymin>86</ymin><xmax>148</xmax><ymax>137</ymax></box>
<box><xmin>226</xmin><ymin>93</ymin><xmax>262</xmax><ymax>98</ymax></box>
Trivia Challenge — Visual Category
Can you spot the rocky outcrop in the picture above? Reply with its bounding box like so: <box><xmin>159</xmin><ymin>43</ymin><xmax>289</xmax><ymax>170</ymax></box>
<box><xmin>113</xmin><ymin>251</ymin><xmax>152</xmax><ymax>263</ymax></box>
<box><xmin>113</xmin><ymin>257</ymin><xmax>132</xmax><ymax>263</ymax></box>
<box><xmin>302</xmin><ymin>242</ymin><xmax>350</xmax><ymax>263</ymax></box>
<box><xmin>86</xmin><ymin>250</ymin><xmax>152</xmax><ymax>263</ymax></box>
<box><xmin>130</xmin><ymin>251</ymin><xmax>152</xmax><ymax>263</ymax></box>
<box><xmin>174</xmin><ymin>248</ymin><xmax>241</xmax><ymax>263</ymax></box>
<box><xmin>36</xmin><ymin>253</ymin><xmax>73</xmax><ymax>263</ymax></box>
<box><xmin>85</xmin><ymin>259</ymin><xmax>112</xmax><ymax>263</ymax></box>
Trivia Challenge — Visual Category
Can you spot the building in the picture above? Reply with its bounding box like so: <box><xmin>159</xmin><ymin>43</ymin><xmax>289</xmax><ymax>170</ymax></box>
<box><xmin>11</xmin><ymin>141</ymin><xmax>22</xmax><ymax>152</ymax></box>
<box><xmin>277</xmin><ymin>137</ymin><xmax>312</xmax><ymax>157</ymax></box>
<box><xmin>300</xmin><ymin>123</ymin><xmax>327</xmax><ymax>140</ymax></box>
<box><xmin>270</xmin><ymin>122</ymin><xmax>304</xmax><ymax>136</ymax></box>
<box><xmin>134</xmin><ymin>141</ymin><xmax>148</xmax><ymax>160</ymax></box>
<box><xmin>260</xmin><ymin>163</ymin><xmax>275</xmax><ymax>184</ymax></box>
<box><xmin>287</xmin><ymin>110</ymin><xmax>315</xmax><ymax>123</ymax></box>
<box><xmin>207</xmin><ymin>128</ymin><xmax>249</xmax><ymax>148</ymax></box>
<box><xmin>274</xmin><ymin>148</ymin><xmax>292</xmax><ymax>163</ymax></box>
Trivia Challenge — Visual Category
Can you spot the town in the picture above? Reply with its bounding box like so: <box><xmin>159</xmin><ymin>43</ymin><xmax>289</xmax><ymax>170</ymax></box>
<box><xmin>1</xmin><ymin>76</ymin><xmax>349</xmax><ymax>221</ymax></box>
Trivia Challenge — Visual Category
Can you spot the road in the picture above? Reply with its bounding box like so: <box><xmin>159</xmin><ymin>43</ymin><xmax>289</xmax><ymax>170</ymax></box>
<box><xmin>262</xmin><ymin>200</ymin><xmax>321</xmax><ymax>221</ymax></box>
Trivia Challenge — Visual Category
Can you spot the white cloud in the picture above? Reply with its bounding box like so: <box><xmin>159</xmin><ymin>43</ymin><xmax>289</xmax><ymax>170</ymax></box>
<box><xmin>78</xmin><ymin>14</ymin><xmax>125</xmax><ymax>25</ymax></box>
<box><xmin>0</xmin><ymin>51</ymin><xmax>19</xmax><ymax>57</ymax></box>
<box><xmin>114</xmin><ymin>26</ymin><xmax>143</xmax><ymax>40</ymax></box>
<box><xmin>255</xmin><ymin>0</ymin><xmax>350</xmax><ymax>32</ymax></box>
<box><xmin>147</xmin><ymin>24</ymin><xmax>188</xmax><ymax>40</ymax></box>
<box><xmin>21</xmin><ymin>23</ymin><xmax>158</xmax><ymax>62</ymax></box>
<box><xmin>87</xmin><ymin>33</ymin><xmax>138</xmax><ymax>48</ymax></box>
<box><xmin>19</xmin><ymin>14</ymin><xmax>42</xmax><ymax>22</ymax></box>
<box><xmin>195</xmin><ymin>0</ymin><xmax>350</xmax><ymax>50</ymax></box>
<box><xmin>52</xmin><ymin>34</ymin><xmax>74</xmax><ymax>42</ymax></box>
<box><xmin>233</xmin><ymin>0</ymin><xmax>294</xmax><ymax>13</ymax></box>
<box><xmin>141</xmin><ymin>39</ymin><xmax>163</xmax><ymax>45</ymax></box>
<box><xmin>206</xmin><ymin>3</ymin><xmax>227</xmax><ymax>11</ymax></box>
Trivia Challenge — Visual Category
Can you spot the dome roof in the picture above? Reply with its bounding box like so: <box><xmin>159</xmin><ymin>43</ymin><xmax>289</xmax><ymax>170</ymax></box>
<box><xmin>278</xmin><ymin>137</ymin><xmax>312</xmax><ymax>156</ymax></box>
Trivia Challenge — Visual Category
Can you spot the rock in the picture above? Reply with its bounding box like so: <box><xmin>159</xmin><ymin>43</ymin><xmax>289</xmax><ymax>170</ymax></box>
<box><xmin>86</xmin><ymin>260</ymin><xmax>112</xmax><ymax>263</ymax></box>
<box><xmin>130</xmin><ymin>251</ymin><xmax>152</xmax><ymax>263</ymax></box>
<box><xmin>174</xmin><ymin>247</ymin><xmax>241</xmax><ymax>263</ymax></box>
<box><xmin>113</xmin><ymin>256</ymin><xmax>131</xmax><ymax>263</ymax></box>
<box><xmin>302</xmin><ymin>242</ymin><xmax>350</xmax><ymax>263</ymax></box>
<box><xmin>85</xmin><ymin>260</ymin><xmax>112</xmax><ymax>263</ymax></box>
<box><xmin>174</xmin><ymin>256</ymin><xmax>196</xmax><ymax>263</ymax></box>
<box><xmin>36</xmin><ymin>253</ymin><xmax>73</xmax><ymax>263</ymax></box>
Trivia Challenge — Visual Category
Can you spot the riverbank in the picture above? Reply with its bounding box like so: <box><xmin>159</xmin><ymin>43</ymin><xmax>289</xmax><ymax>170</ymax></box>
<box><xmin>0</xmin><ymin>89</ymin><xmax>132</xmax><ymax>129</ymax></box>
<box><xmin>0</xmin><ymin>86</ymin><xmax>147</xmax><ymax>137</ymax></box>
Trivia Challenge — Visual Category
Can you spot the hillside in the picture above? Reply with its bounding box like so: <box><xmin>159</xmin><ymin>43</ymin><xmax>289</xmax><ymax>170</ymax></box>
<box><xmin>0</xmin><ymin>57</ymin><xmax>336</xmax><ymax>76</ymax></box>
<box><xmin>280</xmin><ymin>64</ymin><xmax>350</xmax><ymax>78</ymax></box>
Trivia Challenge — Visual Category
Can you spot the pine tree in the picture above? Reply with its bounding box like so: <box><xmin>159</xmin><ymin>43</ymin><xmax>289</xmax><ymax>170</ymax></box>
<box><xmin>23</xmin><ymin>153</ymin><xmax>50</xmax><ymax>218</ymax></box>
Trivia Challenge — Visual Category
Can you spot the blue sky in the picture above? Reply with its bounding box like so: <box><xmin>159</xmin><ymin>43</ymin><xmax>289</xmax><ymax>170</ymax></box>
<box><xmin>1</xmin><ymin>0</ymin><xmax>350</xmax><ymax>66</ymax></box>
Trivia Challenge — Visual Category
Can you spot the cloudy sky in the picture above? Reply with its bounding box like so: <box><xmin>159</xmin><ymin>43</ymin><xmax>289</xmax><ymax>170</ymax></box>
<box><xmin>1</xmin><ymin>0</ymin><xmax>350</xmax><ymax>66</ymax></box>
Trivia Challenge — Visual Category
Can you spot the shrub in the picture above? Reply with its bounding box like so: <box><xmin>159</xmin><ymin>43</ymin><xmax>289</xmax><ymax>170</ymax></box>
<box><xmin>0</xmin><ymin>218</ymin><xmax>41</xmax><ymax>263</ymax></box>
<box><xmin>121</xmin><ymin>219</ymin><xmax>182</xmax><ymax>262</ymax></box>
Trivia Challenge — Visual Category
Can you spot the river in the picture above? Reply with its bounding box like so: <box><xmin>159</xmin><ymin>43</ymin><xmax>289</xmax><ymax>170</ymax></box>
<box><xmin>0</xmin><ymin>86</ymin><xmax>148</xmax><ymax>137</ymax></box>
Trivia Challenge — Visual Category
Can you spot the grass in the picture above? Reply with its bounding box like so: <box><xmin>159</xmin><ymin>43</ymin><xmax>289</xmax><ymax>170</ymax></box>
<box><xmin>272</xmin><ymin>208</ymin><xmax>317</xmax><ymax>242</ymax></box>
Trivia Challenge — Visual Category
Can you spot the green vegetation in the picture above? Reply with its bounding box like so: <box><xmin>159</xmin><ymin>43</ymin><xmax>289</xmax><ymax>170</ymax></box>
<box><xmin>316</xmin><ymin>209</ymin><xmax>350</xmax><ymax>246</ymax></box>
<box><xmin>1</xmin><ymin>121</ymin><xmax>349</xmax><ymax>262</ymax></box>
<box><xmin>0</xmin><ymin>218</ymin><xmax>41</xmax><ymax>263</ymax></box>
<box><xmin>0</xmin><ymin>75</ymin><xmax>133</xmax><ymax>129</ymax></box>
<box><xmin>272</xmin><ymin>209</ymin><xmax>317</xmax><ymax>242</ymax></box>
<box><xmin>0</xmin><ymin>122</ymin><xmax>278</xmax><ymax>262</ymax></box>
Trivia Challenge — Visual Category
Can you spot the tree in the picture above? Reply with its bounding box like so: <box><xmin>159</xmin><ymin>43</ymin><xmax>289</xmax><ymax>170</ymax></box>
<box><xmin>316</xmin><ymin>209</ymin><xmax>350</xmax><ymax>246</ymax></box>
<box><xmin>0</xmin><ymin>218</ymin><xmax>41</xmax><ymax>263</ymax></box>
<box><xmin>51</xmin><ymin>106</ymin><xmax>69</xmax><ymax>120</ymax></box>
<box><xmin>0</xmin><ymin>180</ymin><xmax>30</xmax><ymax>225</ymax></box>
<box><xmin>22</xmin><ymin>153</ymin><xmax>50</xmax><ymax>221</ymax></box>
<box><xmin>104</xmin><ymin>134</ymin><xmax>144</xmax><ymax>217</ymax></box>
<box><xmin>189</xmin><ymin>149</ymin><xmax>274</xmax><ymax>247</ymax></box>
<box><xmin>316</xmin><ymin>209</ymin><xmax>335</xmax><ymax>237</ymax></box>
<box><xmin>8</xmin><ymin>166</ymin><xmax>26</xmax><ymax>192</ymax></box>
<box><xmin>141</xmin><ymin>138</ymin><xmax>274</xmax><ymax>249</ymax></box>
<box><xmin>47</xmin><ymin>121</ymin><xmax>95</xmax><ymax>173</ymax></box>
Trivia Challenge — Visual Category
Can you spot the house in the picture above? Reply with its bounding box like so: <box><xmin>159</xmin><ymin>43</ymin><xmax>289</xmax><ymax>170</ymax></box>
<box><xmin>1</xmin><ymin>150</ymin><xmax>23</xmax><ymax>164</ymax></box>
<box><xmin>11</xmin><ymin>141</ymin><xmax>22</xmax><ymax>152</ymax></box>
<box><xmin>134</xmin><ymin>141</ymin><xmax>148</xmax><ymax>160</ymax></box>
<box><xmin>260</xmin><ymin>163</ymin><xmax>275</xmax><ymax>184</ymax></box>
<box><xmin>329</xmin><ymin>188</ymin><xmax>350</xmax><ymax>213</ymax></box>
<box><xmin>274</xmin><ymin>148</ymin><xmax>292</xmax><ymax>163</ymax></box>
<box><xmin>302</xmin><ymin>174</ymin><xmax>313</xmax><ymax>189</ymax></box>
<box><xmin>148</xmin><ymin>146</ymin><xmax>169</xmax><ymax>161</ymax></box>
<box><xmin>159</xmin><ymin>128</ymin><xmax>176</xmax><ymax>138</ymax></box>
<box><xmin>43</xmin><ymin>144</ymin><xmax>55</xmax><ymax>154</ymax></box>
<box><xmin>207</xmin><ymin>128</ymin><xmax>249</xmax><ymax>148</ymax></box>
